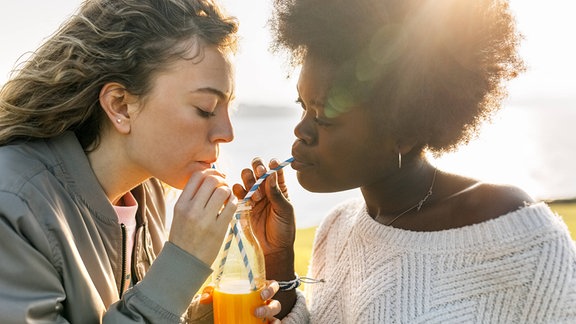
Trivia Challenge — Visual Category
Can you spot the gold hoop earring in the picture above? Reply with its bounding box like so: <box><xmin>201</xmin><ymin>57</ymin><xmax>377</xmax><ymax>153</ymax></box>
<box><xmin>398</xmin><ymin>152</ymin><xmax>402</xmax><ymax>169</ymax></box>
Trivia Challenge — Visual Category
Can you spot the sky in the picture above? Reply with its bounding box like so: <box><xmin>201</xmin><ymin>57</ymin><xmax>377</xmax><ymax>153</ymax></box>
<box><xmin>0</xmin><ymin>1</ymin><xmax>575</xmax><ymax>207</ymax></box>
<box><xmin>0</xmin><ymin>1</ymin><xmax>575</xmax><ymax>106</ymax></box>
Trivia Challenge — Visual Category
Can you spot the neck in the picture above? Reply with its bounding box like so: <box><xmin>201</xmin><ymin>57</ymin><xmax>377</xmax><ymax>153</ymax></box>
<box><xmin>361</xmin><ymin>159</ymin><xmax>437</xmax><ymax>220</ymax></box>
<box><xmin>87</xmin><ymin>132</ymin><xmax>149</xmax><ymax>205</ymax></box>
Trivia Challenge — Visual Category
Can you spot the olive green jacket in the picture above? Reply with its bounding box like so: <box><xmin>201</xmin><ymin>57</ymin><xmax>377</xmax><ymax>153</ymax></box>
<box><xmin>0</xmin><ymin>132</ymin><xmax>212</xmax><ymax>323</ymax></box>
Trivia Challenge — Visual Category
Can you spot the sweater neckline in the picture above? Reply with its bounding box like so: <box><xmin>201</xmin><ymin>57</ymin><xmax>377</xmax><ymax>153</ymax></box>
<box><xmin>354</xmin><ymin>201</ymin><xmax>562</xmax><ymax>251</ymax></box>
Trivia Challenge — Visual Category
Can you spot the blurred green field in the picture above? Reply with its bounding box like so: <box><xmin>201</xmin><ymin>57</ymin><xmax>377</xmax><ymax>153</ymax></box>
<box><xmin>548</xmin><ymin>201</ymin><xmax>576</xmax><ymax>240</ymax></box>
<box><xmin>293</xmin><ymin>201</ymin><xmax>576</xmax><ymax>278</ymax></box>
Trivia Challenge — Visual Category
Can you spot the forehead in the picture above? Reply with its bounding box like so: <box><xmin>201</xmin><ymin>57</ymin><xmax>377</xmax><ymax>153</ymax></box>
<box><xmin>151</xmin><ymin>44</ymin><xmax>235</xmax><ymax>95</ymax></box>
<box><xmin>299</xmin><ymin>56</ymin><xmax>367</xmax><ymax>118</ymax></box>
<box><xmin>297</xmin><ymin>57</ymin><xmax>336</xmax><ymax>98</ymax></box>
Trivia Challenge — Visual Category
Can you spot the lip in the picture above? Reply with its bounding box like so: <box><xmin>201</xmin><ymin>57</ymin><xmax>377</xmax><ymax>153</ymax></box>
<box><xmin>290</xmin><ymin>152</ymin><xmax>314</xmax><ymax>171</ymax></box>
<box><xmin>198</xmin><ymin>160</ymin><xmax>215</xmax><ymax>169</ymax></box>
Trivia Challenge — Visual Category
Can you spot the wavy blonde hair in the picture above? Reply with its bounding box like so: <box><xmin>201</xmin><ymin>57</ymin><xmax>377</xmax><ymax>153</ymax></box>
<box><xmin>0</xmin><ymin>0</ymin><xmax>238</xmax><ymax>149</ymax></box>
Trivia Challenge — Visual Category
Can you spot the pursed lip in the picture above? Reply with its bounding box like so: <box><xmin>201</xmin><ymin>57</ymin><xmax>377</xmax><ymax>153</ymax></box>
<box><xmin>290</xmin><ymin>151</ymin><xmax>314</xmax><ymax>171</ymax></box>
<box><xmin>198</xmin><ymin>159</ymin><xmax>217</xmax><ymax>169</ymax></box>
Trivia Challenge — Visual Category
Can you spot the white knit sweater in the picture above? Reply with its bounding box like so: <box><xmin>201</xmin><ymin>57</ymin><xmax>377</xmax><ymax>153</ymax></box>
<box><xmin>282</xmin><ymin>200</ymin><xmax>576</xmax><ymax>324</ymax></box>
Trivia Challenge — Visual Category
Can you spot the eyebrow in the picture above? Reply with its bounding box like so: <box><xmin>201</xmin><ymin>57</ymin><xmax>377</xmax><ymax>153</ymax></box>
<box><xmin>296</xmin><ymin>87</ymin><xmax>325</xmax><ymax>108</ymax></box>
<box><xmin>192</xmin><ymin>87</ymin><xmax>233</xmax><ymax>101</ymax></box>
<box><xmin>297</xmin><ymin>96</ymin><xmax>325</xmax><ymax>108</ymax></box>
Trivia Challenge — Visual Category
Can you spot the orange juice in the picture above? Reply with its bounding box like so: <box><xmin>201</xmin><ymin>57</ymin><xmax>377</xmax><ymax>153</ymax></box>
<box><xmin>213</xmin><ymin>280</ymin><xmax>266</xmax><ymax>324</ymax></box>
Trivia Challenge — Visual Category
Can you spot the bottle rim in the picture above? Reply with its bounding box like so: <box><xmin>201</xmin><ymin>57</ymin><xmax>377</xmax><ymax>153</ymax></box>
<box><xmin>236</xmin><ymin>200</ymin><xmax>252</xmax><ymax>212</ymax></box>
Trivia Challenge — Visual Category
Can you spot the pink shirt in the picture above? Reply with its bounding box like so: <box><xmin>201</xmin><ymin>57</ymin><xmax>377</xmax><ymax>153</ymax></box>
<box><xmin>113</xmin><ymin>192</ymin><xmax>138</xmax><ymax>292</ymax></box>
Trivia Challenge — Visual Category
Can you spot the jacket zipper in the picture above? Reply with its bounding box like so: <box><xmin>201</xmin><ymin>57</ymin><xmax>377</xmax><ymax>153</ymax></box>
<box><xmin>119</xmin><ymin>223</ymin><xmax>127</xmax><ymax>296</ymax></box>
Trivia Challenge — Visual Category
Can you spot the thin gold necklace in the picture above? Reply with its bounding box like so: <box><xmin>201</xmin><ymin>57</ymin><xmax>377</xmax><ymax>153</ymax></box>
<box><xmin>381</xmin><ymin>168</ymin><xmax>438</xmax><ymax>226</ymax></box>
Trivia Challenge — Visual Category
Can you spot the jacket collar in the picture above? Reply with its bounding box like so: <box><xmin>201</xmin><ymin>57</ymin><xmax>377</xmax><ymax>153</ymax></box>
<box><xmin>48</xmin><ymin>132</ymin><xmax>120</xmax><ymax>225</ymax></box>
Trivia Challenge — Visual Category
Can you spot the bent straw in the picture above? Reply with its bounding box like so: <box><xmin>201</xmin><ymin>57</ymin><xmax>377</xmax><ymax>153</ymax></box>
<box><xmin>214</xmin><ymin>157</ymin><xmax>294</xmax><ymax>290</ymax></box>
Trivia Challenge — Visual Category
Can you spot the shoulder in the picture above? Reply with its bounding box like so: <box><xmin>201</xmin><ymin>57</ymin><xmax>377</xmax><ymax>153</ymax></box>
<box><xmin>471</xmin><ymin>182</ymin><xmax>534</xmax><ymax>214</ymax></box>
<box><xmin>314</xmin><ymin>198</ymin><xmax>363</xmax><ymax>241</ymax></box>
<box><xmin>0</xmin><ymin>141</ymin><xmax>53</xmax><ymax>192</ymax></box>
<box><xmin>318</xmin><ymin>198</ymin><xmax>363</xmax><ymax>228</ymax></box>
<box><xmin>452</xmin><ymin>181</ymin><xmax>535</xmax><ymax>224</ymax></box>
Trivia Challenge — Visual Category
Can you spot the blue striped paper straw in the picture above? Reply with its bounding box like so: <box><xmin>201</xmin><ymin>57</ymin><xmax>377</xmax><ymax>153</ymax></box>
<box><xmin>243</xmin><ymin>157</ymin><xmax>294</xmax><ymax>201</ymax></box>
<box><xmin>214</xmin><ymin>157</ymin><xmax>294</xmax><ymax>289</ymax></box>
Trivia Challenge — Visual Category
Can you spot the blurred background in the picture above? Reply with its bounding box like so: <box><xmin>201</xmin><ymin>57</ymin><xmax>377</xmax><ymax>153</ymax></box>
<box><xmin>1</xmin><ymin>0</ymin><xmax>574</xmax><ymax>228</ymax></box>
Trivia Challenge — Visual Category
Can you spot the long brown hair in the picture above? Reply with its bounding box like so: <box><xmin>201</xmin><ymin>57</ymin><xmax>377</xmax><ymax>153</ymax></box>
<box><xmin>0</xmin><ymin>0</ymin><xmax>238</xmax><ymax>149</ymax></box>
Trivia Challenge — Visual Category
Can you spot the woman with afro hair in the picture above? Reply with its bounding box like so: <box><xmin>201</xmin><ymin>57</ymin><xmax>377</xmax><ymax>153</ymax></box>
<box><xmin>234</xmin><ymin>0</ymin><xmax>576</xmax><ymax>322</ymax></box>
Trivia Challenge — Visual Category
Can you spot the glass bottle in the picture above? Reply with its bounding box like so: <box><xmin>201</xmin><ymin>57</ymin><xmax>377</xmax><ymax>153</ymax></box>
<box><xmin>212</xmin><ymin>201</ymin><xmax>267</xmax><ymax>324</ymax></box>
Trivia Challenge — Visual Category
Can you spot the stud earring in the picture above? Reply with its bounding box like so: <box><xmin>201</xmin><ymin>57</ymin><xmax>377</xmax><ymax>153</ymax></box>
<box><xmin>398</xmin><ymin>152</ymin><xmax>402</xmax><ymax>169</ymax></box>
<box><xmin>116</xmin><ymin>118</ymin><xmax>122</xmax><ymax>123</ymax></box>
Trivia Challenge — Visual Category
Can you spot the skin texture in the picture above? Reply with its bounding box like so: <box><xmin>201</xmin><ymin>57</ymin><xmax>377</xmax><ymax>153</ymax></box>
<box><xmin>91</xmin><ymin>44</ymin><xmax>236</xmax><ymax>263</ymax></box>
<box><xmin>239</xmin><ymin>0</ymin><xmax>532</xmax><ymax>319</ymax></box>
<box><xmin>236</xmin><ymin>54</ymin><xmax>534</xmax><ymax>319</ymax></box>
<box><xmin>91</xmin><ymin>43</ymin><xmax>281</xmax><ymax>321</ymax></box>
<box><xmin>292</xmin><ymin>56</ymin><xmax>534</xmax><ymax>230</ymax></box>
<box><xmin>291</xmin><ymin>56</ymin><xmax>398</xmax><ymax>193</ymax></box>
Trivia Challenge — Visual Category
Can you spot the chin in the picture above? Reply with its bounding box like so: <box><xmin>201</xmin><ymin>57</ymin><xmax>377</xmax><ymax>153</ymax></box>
<box><xmin>297</xmin><ymin>173</ymin><xmax>358</xmax><ymax>193</ymax></box>
<box><xmin>158</xmin><ymin>175</ymin><xmax>188</xmax><ymax>191</ymax></box>
<box><xmin>297</xmin><ymin>173</ymin><xmax>335</xmax><ymax>193</ymax></box>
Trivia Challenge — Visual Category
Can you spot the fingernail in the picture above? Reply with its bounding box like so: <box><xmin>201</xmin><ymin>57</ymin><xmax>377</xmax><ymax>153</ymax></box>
<box><xmin>199</xmin><ymin>293</ymin><xmax>212</xmax><ymax>304</ymax></box>
<box><xmin>255</xmin><ymin>307</ymin><xmax>266</xmax><ymax>318</ymax></box>
<box><xmin>256</xmin><ymin>165</ymin><xmax>266</xmax><ymax>177</ymax></box>
<box><xmin>269</xmin><ymin>173</ymin><xmax>277</xmax><ymax>188</ymax></box>
<box><xmin>261</xmin><ymin>288</ymin><xmax>271</xmax><ymax>300</ymax></box>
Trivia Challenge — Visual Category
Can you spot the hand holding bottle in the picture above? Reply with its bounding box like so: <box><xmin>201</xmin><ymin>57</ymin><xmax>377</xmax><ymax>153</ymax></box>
<box><xmin>233</xmin><ymin>157</ymin><xmax>298</xmax><ymax>319</ymax></box>
<box><xmin>233</xmin><ymin>157</ymin><xmax>296</xmax><ymax>255</ymax></box>
<box><xmin>169</xmin><ymin>168</ymin><xmax>237</xmax><ymax>266</ymax></box>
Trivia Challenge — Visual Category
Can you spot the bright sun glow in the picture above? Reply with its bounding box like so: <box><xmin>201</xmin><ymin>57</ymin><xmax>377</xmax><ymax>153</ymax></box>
<box><xmin>0</xmin><ymin>1</ymin><xmax>574</xmax><ymax>227</ymax></box>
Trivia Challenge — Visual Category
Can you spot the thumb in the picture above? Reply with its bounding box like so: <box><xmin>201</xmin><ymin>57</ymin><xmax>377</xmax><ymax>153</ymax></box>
<box><xmin>199</xmin><ymin>284</ymin><xmax>214</xmax><ymax>305</ymax></box>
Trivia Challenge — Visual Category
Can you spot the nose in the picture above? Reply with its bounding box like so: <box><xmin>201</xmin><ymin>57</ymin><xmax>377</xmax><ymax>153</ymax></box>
<box><xmin>293</xmin><ymin>112</ymin><xmax>315</xmax><ymax>145</ymax></box>
<box><xmin>213</xmin><ymin>111</ymin><xmax>234</xmax><ymax>144</ymax></box>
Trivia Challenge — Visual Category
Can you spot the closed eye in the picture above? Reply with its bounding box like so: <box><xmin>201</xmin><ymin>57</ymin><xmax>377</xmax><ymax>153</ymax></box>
<box><xmin>295</xmin><ymin>98</ymin><xmax>305</xmax><ymax>110</ymax></box>
<box><xmin>296</xmin><ymin>98</ymin><xmax>332</xmax><ymax>126</ymax></box>
<box><xmin>314</xmin><ymin>117</ymin><xmax>332</xmax><ymax>127</ymax></box>
<box><xmin>196</xmin><ymin>107</ymin><xmax>216</xmax><ymax>118</ymax></box>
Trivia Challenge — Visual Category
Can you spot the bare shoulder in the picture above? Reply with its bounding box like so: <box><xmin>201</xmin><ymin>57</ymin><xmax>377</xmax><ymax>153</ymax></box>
<box><xmin>461</xmin><ymin>182</ymin><xmax>535</xmax><ymax>223</ymax></box>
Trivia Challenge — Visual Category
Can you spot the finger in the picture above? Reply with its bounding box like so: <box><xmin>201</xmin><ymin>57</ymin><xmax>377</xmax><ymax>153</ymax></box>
<box><xmin>191</xmin><ymin>175</ymin><xmax>228</xmax><ymax>208</ymax></box>
<box><xmin>203</xmin><ymin>185</ymin><xmax>232</xmax><ymax>213</ymax></box>
<box><xmin>199</xmin><ymin>284</ymin><xmax>214</xmax><ymax>305</ymax></box>
<box><xmin>270</xmin><ymin>159</ymin><xmax>289</xmax><ymax>199</ymax></box>
<box><xmin>261</xmin><ymin>281</ymin><xmax>279</xmax><ymax>300</ymax></box>
<box><xmin>216</xmin><ymin>194</ymin><xmax>237</xmax><ymax>226</ymax></box>
<box><xmin>232</xmin><ymin>183</ymin><xmax>247</xmax><ymax>200</ymax></box>
<box><xmin>251</xmin><ymin>158</ymin><xmax>268</xmax><ymax>201</ymax></box>
<box><xmin>254</xmin><ymin>299</ymin><xmax>281</xmax><ymax>319</ymax></box>
<box><xmin>178</xmin><ymin>169</ymin><xmax>225</xmax><ymax>202</ymax></box>
<box><xmin>251</xmin><ymin>157</ymin><xmax>265</xmax><ymax>171</ymax></box>
<box><xmin>177</xmin><ymin>170</ymin><xmax>206</xmax><ymax>203</ymax></box>
<box><xmin>240</xmin><ymin>168</ymin><xmax>257</xmax><ymax>192</ymax></box>
<box><xmin>252</xmin><ymin>165</ymin><xmax>267</xmax><ymax>202</ymax></box>
<box><xmin>266</xmin><ymin>172</ymin><xmax>292</xmax><ymax>208</ymax></box>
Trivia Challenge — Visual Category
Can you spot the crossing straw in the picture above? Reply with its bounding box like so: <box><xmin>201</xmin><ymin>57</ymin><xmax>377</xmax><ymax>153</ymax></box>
<box><xmin>214</xmin><ymin>157</ymin><xmax>294</xmax><ymax>290</ymax></box>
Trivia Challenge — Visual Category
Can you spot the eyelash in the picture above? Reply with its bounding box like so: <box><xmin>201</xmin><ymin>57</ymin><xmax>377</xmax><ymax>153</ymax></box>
<box><xmin>196</xmin><ymin>107</ymin><xmax>216</xmax><ymax>118</ymax></box>
<box><xmin>296</xmin><ymin>99</ymin><xmax>331</xmax><ymax>127</ymax></box>
<box><xmin>314</xmin><ymin>117</ymin><xmax>331</xmax><ymax>127</ymax></box>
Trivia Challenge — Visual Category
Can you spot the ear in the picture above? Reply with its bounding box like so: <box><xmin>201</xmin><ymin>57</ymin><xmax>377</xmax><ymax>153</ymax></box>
<box><xmin>396</xmin><ymin>139</ymin><xmax>419</xmax><ymax>156</ymax></box>
<box><xmin>99</xmin><ymin>82</ymin><xmax>138</xmax><ymax>134</ymax></box>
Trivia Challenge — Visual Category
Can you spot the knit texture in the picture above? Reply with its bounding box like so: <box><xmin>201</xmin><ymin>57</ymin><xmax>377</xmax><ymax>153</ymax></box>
<box><xmin>297</xmin><ymin>200</ymin><xmax>576</xmax><ymax>323</ymax></box>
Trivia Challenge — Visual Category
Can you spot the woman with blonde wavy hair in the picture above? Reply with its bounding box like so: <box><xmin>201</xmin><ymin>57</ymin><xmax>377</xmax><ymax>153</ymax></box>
<box><xmin>0</xmin><ymin>0</ymin><xmax>284</xmax><ymax>322</ymax></box>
